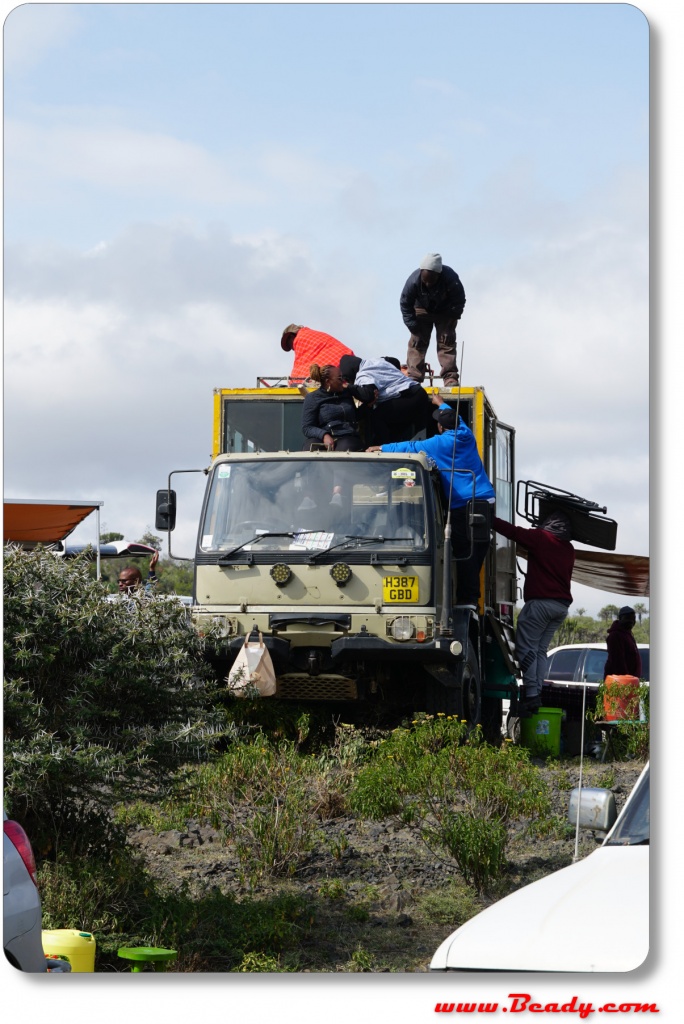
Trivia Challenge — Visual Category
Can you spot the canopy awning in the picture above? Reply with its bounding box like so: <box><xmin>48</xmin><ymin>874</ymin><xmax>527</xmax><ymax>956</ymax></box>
<box><xmin>4</xmin><ymin>499</ymin><xmax>103</xmax><ymax>544</ymax></box>
<box><xmin>516</xmin><ymin>544</ymin><xmax>650</xmax><ymax>597</ymax></box>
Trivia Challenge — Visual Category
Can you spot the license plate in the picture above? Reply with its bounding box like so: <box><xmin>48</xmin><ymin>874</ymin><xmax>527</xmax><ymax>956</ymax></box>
<box><xmin>382</xmin><ymin>575</ymin><xmax>418</xmax><ymax>603</ymax></box>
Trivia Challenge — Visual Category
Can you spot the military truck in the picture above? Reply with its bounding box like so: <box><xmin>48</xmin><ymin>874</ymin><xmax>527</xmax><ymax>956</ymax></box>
<box><xmin>156</xmin><ymin>380</ymin><xmax>520</xmax><ymax>737</ymax></box>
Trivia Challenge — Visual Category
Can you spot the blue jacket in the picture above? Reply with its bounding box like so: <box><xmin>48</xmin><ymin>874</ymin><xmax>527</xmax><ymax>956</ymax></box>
<box><xmin>400</xmin><ymin>265</ymin><xmax>466</xmax><ymax>331</ymax></box>
<box><xmin>381</xmin><ymin>414</ymin><xmax>495</xmax><ymax>509</ymax></box>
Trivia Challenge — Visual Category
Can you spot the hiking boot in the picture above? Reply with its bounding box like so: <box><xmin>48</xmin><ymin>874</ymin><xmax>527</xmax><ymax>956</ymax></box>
<box><xmin>516</xmin><ymin>695</ymin><xmax>542</xmax><ymax>718</ymax></box>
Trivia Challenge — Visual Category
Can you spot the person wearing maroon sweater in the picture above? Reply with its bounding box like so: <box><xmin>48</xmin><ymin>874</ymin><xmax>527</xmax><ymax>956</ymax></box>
<box><xmin>605</xmin><ymin>607</ymin><xmax>642</xmax><ymax>678</ymax></box>
<box><xmin>494</xmin><ymin>511</ymin><xmax>575</xmax><ymax>715</ymax></box>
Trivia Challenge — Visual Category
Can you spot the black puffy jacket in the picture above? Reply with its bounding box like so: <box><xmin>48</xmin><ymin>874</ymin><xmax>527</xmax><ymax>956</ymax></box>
<box><xmin>400</xmin><ymin>266</ymin><xmax>466</xmax><ymax>330</ymax></box>
<box><xmin>301</xmin><ymin>388</ymin><xmax>359</xmax><ymax>443</ymax></box>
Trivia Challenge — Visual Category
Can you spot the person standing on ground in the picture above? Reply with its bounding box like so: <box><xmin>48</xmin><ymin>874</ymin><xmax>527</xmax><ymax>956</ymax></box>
<box><xmin>494</xmin><ymin>511</ymin><xmax>575</xmax><ymax>715</ymax></box>
<box><xmin>604</xmin><ymin>606</ymin><xmax>643</xmax><ymax>678</ymax></box>
<box><xmin>368</xmin><ymin>395</ymin><xmax>495</xmax><ymax>606</ymax></box>
<box><xmin>400</xmin><ymin>253</ymin><xmax>466</xmax><ymax>387</ymax></box>
<box><xmin>281</xmin><ymin>325</ymin><xmax>354</xmax><ymax>385</ymax></box>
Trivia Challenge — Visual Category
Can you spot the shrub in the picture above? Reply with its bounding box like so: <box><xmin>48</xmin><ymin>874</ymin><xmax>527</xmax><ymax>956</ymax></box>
<box><xmin>349</xmin><ymin>715</ymin><xmax>552</xmax><ymax>889</ymax></box>
<box><xmin>422</xmin><ymin>813</ymin><xmax>507</xmax><ymax>890</ymax></box>
<box><xmin>589</xmin><ymin>681</ymin><xmax>650</xmax><ymax>760</ymax></box>
<box><xmin>3</xmin><ymin>545</ymin><xmax>227</xmax><ymax>857</ymax></box>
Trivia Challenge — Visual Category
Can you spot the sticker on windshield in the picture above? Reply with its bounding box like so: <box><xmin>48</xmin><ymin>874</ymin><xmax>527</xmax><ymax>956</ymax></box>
<box><xmin>290</xmin><ymin>531</ymin><xmax>335</xmax><ymax>551</ymax></box>
<box><xmin>217</xmin><ymin>465</ymin><xmax>231</xmax><ymax>478</ymax></box>
<box><xmin>391</xmin><ymin>468</ymin><xmax>416</xmax><ymax>480</ymax></box>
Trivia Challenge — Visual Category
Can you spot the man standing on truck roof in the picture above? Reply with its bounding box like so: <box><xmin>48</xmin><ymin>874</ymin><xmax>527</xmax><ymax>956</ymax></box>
<box><xmin>493</xmin><ymin>511</ymin><xmax>575</xmax><ymax>716</ymax></box>
<box><xmin>400</xmin><ymin>253</ymin><xmax>466</xmax><ymax>387</ymax></box>
<box><xmin>281</xmin><ymin>324</ymin><xmax>354</xmax><ymax>385</ymax></box>
<box><xmin>367</xmin><ymin>396</ymin><xmax>495</xmax><ymax>606</ymax></box>
<box><xmin>604</xmin><ymin>606</ymin><xmax>642</xmax><ymax>679</ymax></box>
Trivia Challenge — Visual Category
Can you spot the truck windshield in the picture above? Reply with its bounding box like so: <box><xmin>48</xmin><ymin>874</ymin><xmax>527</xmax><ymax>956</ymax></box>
<box><xmin>199</xmin><ymin>458</ymin><xmax>429</xmax><ymax>556</ymax></box>
<box><xmin>604</xmin><ymin>765</ymin><xmax>649</xmax><ymax>847</ymax></box>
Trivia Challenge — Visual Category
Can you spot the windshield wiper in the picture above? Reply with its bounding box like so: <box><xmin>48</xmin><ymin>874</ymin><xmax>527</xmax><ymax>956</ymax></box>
<box><xmin>218</xmin><ymin>531</ymin><xmax>317</xmax><ymax>562</ymax></box>
<box><xmin>308</xmin><ymin>535</ymin><xmax>407</xmax><ymax>563</ymax></box>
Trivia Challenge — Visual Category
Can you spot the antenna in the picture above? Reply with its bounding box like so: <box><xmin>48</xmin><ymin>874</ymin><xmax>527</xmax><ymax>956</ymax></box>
<box><xmin>439</xmin><ymin>339</ymin><xmax>467</xmax><ymax>635</ymax></box>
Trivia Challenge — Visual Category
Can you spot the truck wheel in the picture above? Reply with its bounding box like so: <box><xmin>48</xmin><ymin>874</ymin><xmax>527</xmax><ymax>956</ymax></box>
<box><xmin>460</xmin><ymin>641</ymin><xmax>481</xmax><ymax>729</ymax></box>
<box><xmin>424</xmin><ymin>641</ymin><xmax>481</xmax><ymax>726</ymax></box>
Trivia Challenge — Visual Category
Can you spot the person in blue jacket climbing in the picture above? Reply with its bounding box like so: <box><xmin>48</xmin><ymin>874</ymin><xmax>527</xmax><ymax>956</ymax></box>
<box><xmin>367</xmin><ymin>395</ymin><xmax>495</xmax><ymax>606</ymax></box>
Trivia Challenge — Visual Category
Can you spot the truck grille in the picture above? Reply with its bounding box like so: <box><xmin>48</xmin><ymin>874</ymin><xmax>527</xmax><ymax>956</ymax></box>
<box><xmin>276</xmin><ymin>674</ymin><xmax>358</xmax><ymax>701</ymax></box>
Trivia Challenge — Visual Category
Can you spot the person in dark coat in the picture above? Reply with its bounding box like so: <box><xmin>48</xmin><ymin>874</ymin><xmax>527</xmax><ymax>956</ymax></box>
<box><xmin>604</xmin><ymin>607</ymin><xmax>643</xmax><ymax>678</ymax></box>
<box><xmin>339</xmin><ymin>354</ymin><xmax>433</xmax><ymax>445</ymax></box>
<box><xmin>400</xmin><ymin>253</ymin><xmax>466</xmax><ymax>387</ymax></box>
<box><xmin>301</xmin><ymin>363</ymin><xmax>363</xmax><ymax>451</ymax></box>
<box><xmin>494</xmin><ymin>511</ymin><xmax>575</xmax><ymax>715</ymax></box>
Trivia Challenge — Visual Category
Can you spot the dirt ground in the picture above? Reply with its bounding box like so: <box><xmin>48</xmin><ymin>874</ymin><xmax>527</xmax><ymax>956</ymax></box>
<box><xmin>124</xmin><ymin>754</ymin><xmax>646</xmax><ymax>973</ymax></box>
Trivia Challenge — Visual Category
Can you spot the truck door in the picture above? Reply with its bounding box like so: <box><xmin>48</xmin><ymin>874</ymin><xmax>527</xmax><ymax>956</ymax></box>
<box><xmin>491</xmin><ymin>419</ymin><xmax>516</xmax><ymax>607</ymax></box>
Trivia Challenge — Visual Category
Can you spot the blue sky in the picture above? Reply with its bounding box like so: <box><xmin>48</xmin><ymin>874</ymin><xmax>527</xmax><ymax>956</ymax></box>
<box><xmin>4</xmin><ymin>2</ymin><xmax>650</xmax><ymax>617</ymax></box>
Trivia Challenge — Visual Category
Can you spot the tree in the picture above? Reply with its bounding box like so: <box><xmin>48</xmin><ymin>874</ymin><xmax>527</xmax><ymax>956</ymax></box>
<box><xmin>575</xmin><ymin>607</ymin><xmax>586</xmax><ymax>618</ymax></box>
<box><xmin>100</xmin><ymin>531</ymin><xmax>124</xmax><ymax>543</ymax></box>
<box><xmin>633</xmin><ymin>602</ymin><xmax>647</xmax><ymax>624</ymax></box>
<box><xmin>598</xmin><ymin>604</ymin><xmax>619</xmax><ymax>623</ymax></box>
<box><xmin>137</xmin><ymin>529</ymin><xmax>163</xmax><ymax>551</ymax></box>
<box><xmin>3</xmin><ymin>545</ymin><xmax>227</xmax><ymax>858</ymax></box>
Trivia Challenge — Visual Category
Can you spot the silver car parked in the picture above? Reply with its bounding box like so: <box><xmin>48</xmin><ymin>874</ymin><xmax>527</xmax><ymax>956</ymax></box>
<box><xmin>3</xmin><ymin>812</ymin><xmax>48</xmax><ymax>972</ymax></box>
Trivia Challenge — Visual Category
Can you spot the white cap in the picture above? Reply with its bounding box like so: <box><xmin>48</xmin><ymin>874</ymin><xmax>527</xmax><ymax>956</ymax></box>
<box><xmin>419</xmin><ymin>253</ymin><xmax>442</xmax><ymax>273</ymax></box>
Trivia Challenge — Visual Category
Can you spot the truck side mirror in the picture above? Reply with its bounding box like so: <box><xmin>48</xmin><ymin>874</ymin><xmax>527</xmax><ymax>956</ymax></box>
<box><xmin>568</xmin><ymin>787</ymin><xmax>617</xmax><ymax>833</ymax></box>
<box><xmin>155</xmin><ymin>489</ymin><xmax>177</xmax><ymax>532</ymax></box>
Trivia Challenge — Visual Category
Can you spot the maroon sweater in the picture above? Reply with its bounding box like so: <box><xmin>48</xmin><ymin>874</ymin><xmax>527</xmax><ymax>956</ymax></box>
<box><xmin>494</xmin><ymin>518</ymin><xmax>575</xmax><ymax>604</ymax></box>
<box><xmin>604</xmin><ymin>621</ymin><xmax>642</xmax><ymax>677</ymax></box>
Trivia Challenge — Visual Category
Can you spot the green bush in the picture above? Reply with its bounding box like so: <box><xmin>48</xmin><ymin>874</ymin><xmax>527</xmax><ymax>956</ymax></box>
<box><xmin>423</xmin><ymin>813</ymin><xmax>507</xmax><ymax>890</ymax></box>
<box><xmin>590</xmin><ymin>681</ymin><xmax>650</xmax><ymax>760</ymax></box>
<box><xmin>3</xmin><ymin>545</ymin><xmax>227</xmax><ymax>857</ymax></box>
<box><xmin>349</xmin><ymin>715</ymin><xmax>552</xmax><ymax>889</ymax></box>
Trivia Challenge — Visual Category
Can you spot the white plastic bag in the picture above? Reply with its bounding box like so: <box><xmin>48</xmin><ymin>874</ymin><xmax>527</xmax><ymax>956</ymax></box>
<box><xmin>226</xmin><ymin>632</ymin><xmax>277</xmax><ymax>697</ymax></box>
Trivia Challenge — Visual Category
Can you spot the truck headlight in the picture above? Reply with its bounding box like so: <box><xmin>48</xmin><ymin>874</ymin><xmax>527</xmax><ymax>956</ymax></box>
<box><xmin>270</xmin><ymin>563</ymin><xmax>292</xmax><ymax>586</ymax></box>
<box><xmin>330</xmin><ymin>562</ymin><xmax>352</xmax><ymax>587</ymax></box>
<box><xmin>391</xmin><ymin>616</ymin><xmax>415</xmax><ymax>641</ymax></box>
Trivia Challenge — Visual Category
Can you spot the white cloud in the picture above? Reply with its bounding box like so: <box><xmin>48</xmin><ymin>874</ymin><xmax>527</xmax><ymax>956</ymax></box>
<box><xmin>4</xmin><ymin>119</ymin><xmax>264</xmax><ymax>203</ymax></box>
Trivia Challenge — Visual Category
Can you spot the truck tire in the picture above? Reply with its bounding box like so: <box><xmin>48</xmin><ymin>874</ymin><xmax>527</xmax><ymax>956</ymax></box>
<box><xmin>425</xmin><ymin>641</ymin><xmax>481</xmax><ymax>727</ymax></box>
<box><xmin>460</xmin><ymin>640</ymin><xmax>482</xmax><ymax>729</ymax></box>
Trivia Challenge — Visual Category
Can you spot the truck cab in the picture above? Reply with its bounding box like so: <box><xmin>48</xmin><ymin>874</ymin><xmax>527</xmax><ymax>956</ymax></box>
<box><xmin>159</xmin><ymin>381</ymin><xmax>520</xmax><ymax>734</ymax></box>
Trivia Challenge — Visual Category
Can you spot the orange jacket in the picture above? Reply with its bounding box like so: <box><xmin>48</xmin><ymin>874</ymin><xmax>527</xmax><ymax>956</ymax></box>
<box><xmin>289</xmin><ymin>328</ymin><xmax>353</xmax><ymax>383</ymax></box>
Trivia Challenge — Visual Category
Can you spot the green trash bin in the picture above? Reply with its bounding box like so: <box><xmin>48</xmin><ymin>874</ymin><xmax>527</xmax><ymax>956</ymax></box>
<box><xmin>520</xmin><ymin>707</ymin><xmax>563</xmax><ymax>757</ymax></box>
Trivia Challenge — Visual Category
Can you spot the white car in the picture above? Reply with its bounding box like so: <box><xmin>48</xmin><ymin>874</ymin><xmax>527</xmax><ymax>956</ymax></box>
<box><xmin>430</xmin><ymin>762</ymin><xmax>649</xmax><ymax>972</ymax></box>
